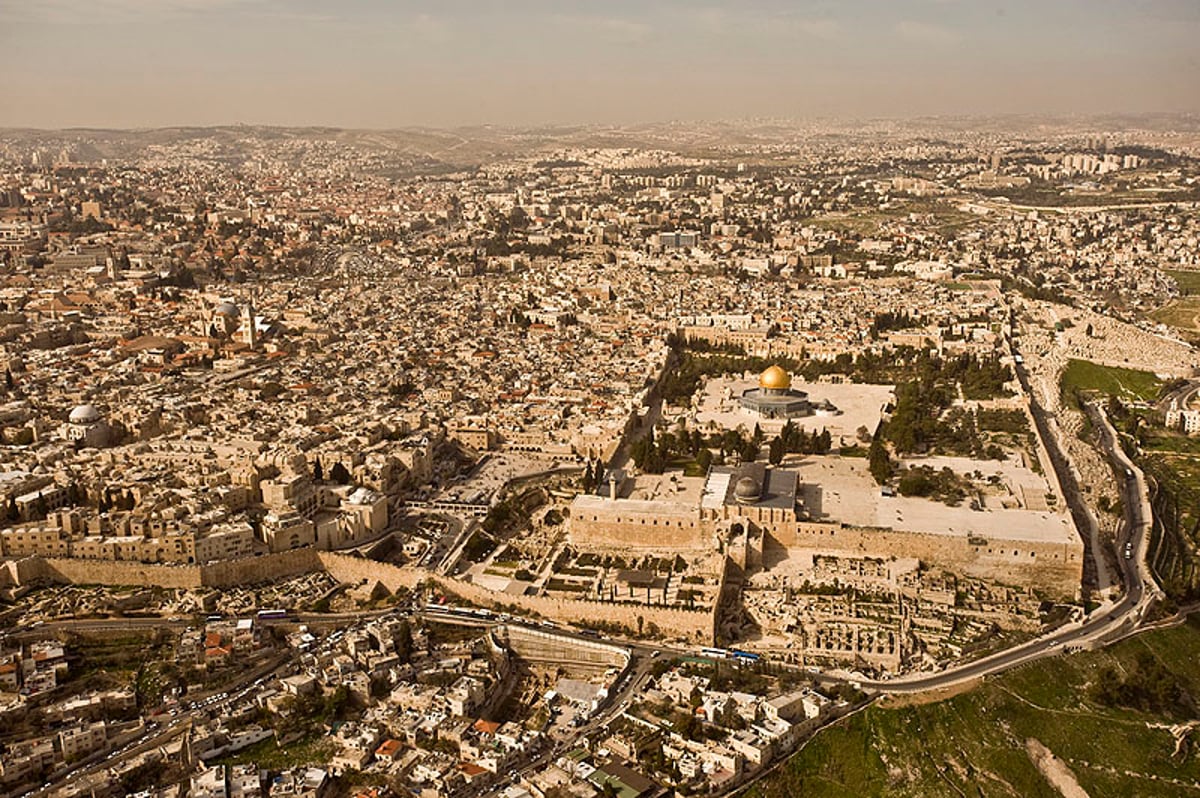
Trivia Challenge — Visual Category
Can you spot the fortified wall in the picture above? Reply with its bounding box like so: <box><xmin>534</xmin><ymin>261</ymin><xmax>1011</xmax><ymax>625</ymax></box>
<box><xmin>0</xmin><ymin>550</ymin><xmax>718</xmax><ymax>644</ymax></box>
<box><xmin>318</xmin><ymin>552</ymin><xmax>714</xmax><ymax>643</ymax></box>
<box><xmin>568</xmin><ymin>495</ymin><xmax>706</xmax><ymax>550</ymax></box>
<box><xmin>0</xmin><ymin>548</ymin><xmax>323</xmax><ymax>590</ymax></box>
<box><xmin>782</xmin><ymin>521</ymin><xmax>1082</xmax><ymax>599</ymax></box>
<box><xmin>569</xmin><ymin>510</ymin><xmax>1081</xmax><ymax>600</ymax></box>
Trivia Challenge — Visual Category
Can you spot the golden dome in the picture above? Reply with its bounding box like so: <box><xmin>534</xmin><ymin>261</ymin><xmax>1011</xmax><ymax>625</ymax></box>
<box><xmin>759</xmin><ymin>365</ymin><xmax>791</xmax><ymax>390</ymax></box>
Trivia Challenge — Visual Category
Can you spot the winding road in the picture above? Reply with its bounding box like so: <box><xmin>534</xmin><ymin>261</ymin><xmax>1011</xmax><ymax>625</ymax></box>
<box><xmin>8</xmin><ymin>396</ymin><xmax>1169</xmax><ymax>796</ymax></box>
<box><xmin>859</xmin><ymin>401</ymin><xmax>1160</xmax><ymax>695</ymax></box>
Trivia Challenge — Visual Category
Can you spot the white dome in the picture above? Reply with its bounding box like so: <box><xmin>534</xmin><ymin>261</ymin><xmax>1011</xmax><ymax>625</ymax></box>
<box><xmin>214</xmin><ymin>301</ymin><xmax>239</xmax><ymax>317</ymax></box>
<box><xmin>69</xmin><ymin>404</ymin><xmax>101</xmax><ymax>425</ymax></box>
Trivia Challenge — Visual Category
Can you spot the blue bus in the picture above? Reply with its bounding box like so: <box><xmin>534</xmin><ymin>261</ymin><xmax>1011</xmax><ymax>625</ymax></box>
<box><xmin>730</xmin><ymin>649</ymin><xmax>761</xmax><ymax>662</ymax></box>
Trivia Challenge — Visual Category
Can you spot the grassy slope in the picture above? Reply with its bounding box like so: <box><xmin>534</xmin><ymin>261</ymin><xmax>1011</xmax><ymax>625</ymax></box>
<box><xmin>1060</xmin><ymin>358</ymin><xmax>1163</xmax><ymax>407</ymax></box>
<box><xmin>1166</xmin><ymin>270</ymin><xmax>1200</xmax><ymax>296</ymax></box>
<box><xmin>1148</xmin><ymin>270</ymin><xmax>1200</xmax><ymax>334</ymax></box>
<box><xmin>747</xmin><ymin>618</ymin><xmax>1200</xmax><ymax>798</ymax></box>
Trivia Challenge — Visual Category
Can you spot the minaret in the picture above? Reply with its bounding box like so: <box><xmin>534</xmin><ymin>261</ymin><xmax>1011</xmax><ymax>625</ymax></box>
<box><xmin>242</xmin><ymin>301</ymin><xmax>257</xmax><ymax>349</ymax></box>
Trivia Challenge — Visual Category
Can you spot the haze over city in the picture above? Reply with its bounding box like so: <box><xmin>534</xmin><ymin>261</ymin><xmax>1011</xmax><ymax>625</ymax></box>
<box><xmin>4</xmin><ymin>1</ymin><xmax>1200</xmax><ymax>797</ymax></box>
<box><xmin>2</xmin><ymin>0</ymin><xmax>1199</xmax><ymax>128</ymax></box>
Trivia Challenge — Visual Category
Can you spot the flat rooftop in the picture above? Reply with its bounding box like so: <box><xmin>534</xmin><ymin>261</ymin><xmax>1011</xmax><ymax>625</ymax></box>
<box><xmin>795</xmin><ymin>456</ymin><xmax>1077</xmax><ymax>546</ymax></box>
<box><xmin>707</xmin><ymin>463</ymin><xmax>798</xmax><ymax>511</ymax></box>
<box><xmin>572</xmin><ymin>494</ymin><xmax>698</xmax><ymax>517</ymax></box>
<box><xmin>626</xmin><ymin>471</ymin><xmax>707</xmax><ymax>505</ymax></box>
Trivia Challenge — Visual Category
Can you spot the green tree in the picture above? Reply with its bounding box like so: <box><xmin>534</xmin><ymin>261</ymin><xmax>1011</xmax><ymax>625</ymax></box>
<box><xmin>868</xmin><ymin>435</ymin><xmax>892</xmax><ymax>485</ymax></box>
<box><xmin>768</xmin><ymin>436</ymin><xmax>785</xmax><ymax>465</ymax></box>
<box><xmin>396</xmin><ymin>619</ymin><xmax>413</xmax><ymax>664</ymax></box>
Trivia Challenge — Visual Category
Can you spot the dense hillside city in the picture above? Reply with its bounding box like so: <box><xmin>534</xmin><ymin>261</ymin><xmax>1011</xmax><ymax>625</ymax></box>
<box><xmin>0</xmin><ymin>115</ymin><xmax>1199</xmax><ymax>797</ymax></box>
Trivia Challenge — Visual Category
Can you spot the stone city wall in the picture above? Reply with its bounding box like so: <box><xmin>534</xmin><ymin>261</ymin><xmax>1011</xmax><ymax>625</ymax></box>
<box><xmin>4</xmin><ymin>549</ymin><xmax>324</xmax><ymax>590</ymax></box>
<box><xmin>317</xmin><ymin>551</ymin><xmax>425</xmax><ymax>592</ymax></box>
<box><xmin>0</xmin><ymin>556</ymin><xmax>52</xmax><ymax>588</ymax></box>
<box><xmin>41</xmin><ymin>557</ymin><xmax>204</xmax><ymax>589</ymax></box>
<box><xmin>318</xmin><ymin>552</ymin><xmax>714</xmax><ymax>643</ymax></box>
<box><xmin>439</xmin><ymin>568</ymin><xmax>714</xmax><ymax>643</ymax></box>
<box><xmin>568</xmin><ymin>507</ymin><xmax>707</xmax><ymax>551</ymax></box>
<box><xmin>1</xmin><ymin>547</ymin><xmax>716</xmax><ymax>643</ymax></box>
<box><xmin>783</xmin><ymin>522</ymin><xmax>1082</xmax><ymax>600</ymax></box>
<box><xmin>201</xmin><ymin>548</ymin><xmax>323</xmax><ymax>587</ymax></box>
<box><xmin>570</xmin><ymin>509</ymin><xmax>1082</xmax><ymax>599</ymax></box>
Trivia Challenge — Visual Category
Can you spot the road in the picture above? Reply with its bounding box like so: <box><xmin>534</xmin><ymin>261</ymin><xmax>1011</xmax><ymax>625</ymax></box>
<box><xmin>977</xmin><ymin>198</ymin><xmax>1200</xmax><ymax>215</ymax></box>
<box><xmin>20</xmin><ymin>651</ymin><xmax>296</xmax><ymax>798</ymax></box>
<box><xmin>1157</xmin><ymin>378</ymin><xmax>1200</xmax><ymax>415</ymax></box>
<box><xmin>859</xmin><ymin>401</ymin><xmax>1160</xmax><ymax>694</ymax></box>
<box><xmin>10</xmin><ymin>405</ymin><xmax>1167</xmax><ymax>794</ymax></box>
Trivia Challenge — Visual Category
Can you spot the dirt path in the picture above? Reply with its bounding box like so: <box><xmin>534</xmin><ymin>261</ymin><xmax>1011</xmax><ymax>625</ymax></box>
<box><xmin>1026</xmin><ymin>738</ymin><xmax>1091</xmax><ymax>798</ymax></box>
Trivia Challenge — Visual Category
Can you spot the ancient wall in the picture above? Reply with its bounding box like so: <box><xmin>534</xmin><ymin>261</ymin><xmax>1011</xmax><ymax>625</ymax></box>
<box><xmin>201</xmin><ymin>549</ymin><xmax>322</xmax><ymax>587</ymax></box>
<box><xmin>4</xmin><ymin>549</ymin><xmax>324</xmax><ymax>590</ymax></box>
<box><xmin>41</xmin><ymin>557</ymin><xmax>204</xmax><ymax>588</ymax></box>
<box><xmin>318</xmin><ymin>552</ymin><xmax>714</xmax><ymax>643</ymax></box>
<box><xmin>0</xmin><ymin>556</ymin><xmax>50</xmax><ymax>587</ymax></box>
<box><xmin>437</xmin><ymin>569</ymin><xmax>714</xmax><ymax>643</ymax></box>
<box><xmin>317</xmin><ymin>551</ymin><xmax>425</xmax><ymax>592</ymax></box>
<box><xmin>568</xmin><ymin>505</ymin><xmax>708</xmax><ymax>550</ymax></box>
<box><xmin>2</xmin><ymin>546</ymin><xmax>717</xmax><ymax>642</ymax></box>
<box><xmin>783</xmin><ymin>523</ymin><xmax>1082</xmax><ymax>599</ymax></box>
<box><xmin>571</xmin><ymin>503</ymin><xmax>1082</xmax><ymax>599</ymax></box>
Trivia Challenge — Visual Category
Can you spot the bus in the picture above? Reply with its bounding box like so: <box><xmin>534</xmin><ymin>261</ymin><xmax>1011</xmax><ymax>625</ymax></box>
<box><xmin>730</xmin><ymin>649</ymin><xmax>761</xmax><ymax>662</ymax></box>
<box><xmin>700</xmin><ymin>646</ymin><xmax>730</xmax><ymax>659</ymax></box>
<box><xmin>256</xmin><ymin>609</ymin><xmax>289</xmax><ymax>620</ymax></box>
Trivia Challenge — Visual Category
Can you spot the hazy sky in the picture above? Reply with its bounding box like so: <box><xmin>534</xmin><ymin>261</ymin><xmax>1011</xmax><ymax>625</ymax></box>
<box><xmin>1</xmin><ymin>0</ymin><xmax>1197</xmax><ymax>128</ymax></box>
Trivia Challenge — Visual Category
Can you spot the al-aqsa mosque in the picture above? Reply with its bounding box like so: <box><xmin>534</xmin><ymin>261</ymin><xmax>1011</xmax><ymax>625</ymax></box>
<box><xmin>738</xmin><ymin>365</ymin><xmax>839</xmax><ymax>420</ymax></box>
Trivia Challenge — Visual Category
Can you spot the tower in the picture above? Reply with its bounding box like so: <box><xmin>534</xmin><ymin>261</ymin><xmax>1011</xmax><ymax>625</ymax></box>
<box><xmin>242</xmin><ymin>301</ymin><xmax>257</xmax><ymax>349</ymax></box>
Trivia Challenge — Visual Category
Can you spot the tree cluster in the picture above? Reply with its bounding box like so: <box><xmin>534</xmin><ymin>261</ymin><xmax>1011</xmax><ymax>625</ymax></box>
<box><xmin>1089</xmin><ymin>651</ymin><xmax>1193</xmax><ymax>718</ymax></box>
<box><xmin>869</xmin><ymin>311</ymin><xmax>924</xmax><ymax>340</ymax></box>
<box><xmin>868</xmin><ymin>434</ymin><xmax>893</xmax><ymax>485</ymax></box>
<box><xmin>579</xmin><ymin>459</ymin><xmax>604</xmax><ymax>492</ymax></box>
<box><xmin>631</xmin><ymin>424</ymin><xmax>756</xmax><ymax>474</ymax></box>
<box><xmin>896</xmin><ymin>465</ymin><xmax>972</xmax><ymax>506</ymax></box>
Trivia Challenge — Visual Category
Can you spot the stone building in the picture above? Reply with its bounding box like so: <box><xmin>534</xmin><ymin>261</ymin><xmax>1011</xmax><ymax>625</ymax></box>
<box><xmin>569</xmin><ymin>459</ymin><xmax>1083</xmax><ymax>599</ymax></box>
<box><xmin>738</xmin><ymin>365</ymin><xmax>839</xmax><ymax>420</ymax></box>
<box><xmin>60</xmin><ymin>404</ymin><xmax>111</xmax><ymax>448</ymax></box>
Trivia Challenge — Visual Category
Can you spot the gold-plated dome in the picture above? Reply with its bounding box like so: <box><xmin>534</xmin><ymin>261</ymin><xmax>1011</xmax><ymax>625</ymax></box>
<box><xmin>759</xmin><ymin>365</ymin><xmax>791</xmax><ymax>391</ymax></box>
